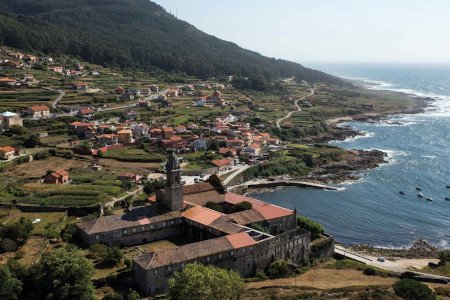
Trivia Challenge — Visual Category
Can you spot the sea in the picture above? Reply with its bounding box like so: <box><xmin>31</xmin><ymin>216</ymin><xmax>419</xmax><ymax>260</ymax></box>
<box><xmin>252</xmin><ymin>63</ymin><xmax>450</xmax><ymax>249</ymax></box>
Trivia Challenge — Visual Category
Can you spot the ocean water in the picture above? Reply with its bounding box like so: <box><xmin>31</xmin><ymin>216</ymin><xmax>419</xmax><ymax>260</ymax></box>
<box><xmin>252</xmin><ymin>63</ymin><xmax>450</xmax><ymax>248</ymax></box>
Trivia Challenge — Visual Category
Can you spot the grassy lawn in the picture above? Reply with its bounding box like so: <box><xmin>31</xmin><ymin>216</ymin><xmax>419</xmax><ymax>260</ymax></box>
<box><xmin>103</xmin><ymin>146</ymin><xmax>165</xmax><ymax>163</ymax></box>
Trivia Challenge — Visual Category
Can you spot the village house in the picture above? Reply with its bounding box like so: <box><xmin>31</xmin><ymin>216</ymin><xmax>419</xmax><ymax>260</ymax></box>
<box><xmin>28</xmin><ymin>105</ymin><xmax>50</xmax><ymax>119</ymax></box>
<box><xmin>23</xmin><ymin>55</ymin><xmax>37</xmax><ymax>62</ymax></box>
<box><xmin>50</xmin><ymin>66</ymin><xmax>63</xmax><ymax>73</ymax></box>
<box><xmin>96</xmin><ymin>134</ymin><xmax>118</xmax><ymax>146</ymax></box>
<box><xmin>191</xmin><ymin>139</ymin><xmax>207</xmax><ymax>151</ymax></box>
<box><xmin>45</xmin><ymin>170</ymin><xmax>69</xmax><ymax>184</ymax></box>
<box><xmin>149</xmin><ymin>85</ymin><xmax>159</xmax><ymax>93</ymax></box>
<box><xmin>162</xmin><ymin>127</ymin><xmax>174</xmax><ymax>139</ymax></box>
<box><xmin>0</xmin><ymin>77</ymin><xmax>17</xmax><ymax>87</ymax></box>
<box><xmin>121</xmin><ymin>92</ymin><xmax>135</xmax><ymax>101</ymax></box>
<box><xmin>226</xmin><ymin>139</ymin><xmax>244</xmax><ymax>148</ymax></box>
<box><xmin>115</xmin><ymin>86</ymin><xmax>125</xmax><ymax>95</ymax></box>
<box><xmin>149</xmin><ymin>128</ymin><xmax>163</xmax><ymax>139</ymax></box>
<box><xmin>166</xmin><ymin>89</ymin><xmax>179</xmax><ymax>97</ymax></box>
<box><xmin>1</xmin><ymin>111</ymin><xmax>23</xmax><ymax>128</ymax></box>
<box><xmin>70</xmin><ymin>121</ymin><xmax>95</xmax><ymax>136</ymax></box>
<box><xmin>131</xmin><ymin>123</ymin><xmax>149</xmax><ymax>139</ymax></box>
<box><xmin>117</xmin><ymin>129</ymin><xmax>134</xmax><ymax>143</ymax></box>
<box><xmin>72</xmin><ymin>82</ymin><xmax>90</xmax><ymax>91</ymax></box>
<box><xmin>78</xmin><ymin>107</ymin><xmax>95</xmax><ymax>119</ymax></box>
<box><xmin>0</xmin><ymin>146</ymin><xmax>18</xmax><ymax>160</ymax></box>
<box><xmin>118</xmin><ymin>173</ymin><xmax>142</xmax><ymax>183</ymax></box>
<box><xmin>241</xmin><ymin>143</ymin><xmax>261</xmax><ymax>157</ymax></box>
<box><xmin>211</xmin><ymin>157</ymin><xmax>235</xmax><ymax>173</ymax></box>
<box><xmin>8</xmin><ymin>52</ymin><xmax>24</xmax><ymax>59</ymax></box>
<box><xmin>218</xmin><ymin>147</ymin><xmax>237</xmax><ymax>157</ymax></box>
<box><xmin>97</xmin><ymin>124</ymin><xmax>116</xmax><ymax>134</ymax></box>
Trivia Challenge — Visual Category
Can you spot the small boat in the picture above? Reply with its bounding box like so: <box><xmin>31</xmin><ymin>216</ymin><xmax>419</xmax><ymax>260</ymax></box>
<box><xmin>426</xmin><ymin>197</ymin><xmax>433</xmax><ymax>202</ymax></box>
<box><xmin>399</xmin><ymin>191</ymin><xmax>406</xmax><ymax>195</ymax></box>
<box><xmin>445</xmin><ymin>197</ymin><xmax>450</xmax><ymax>201</ymax></box>
<box><xmin>417</xmin><ymin>192</ymin><xmax>424</xmax><ymax>198</ymax></box>
<box><xmin>447</xmin><ymin>185</ymin><xmax>450</xmax><ymax>189</ymax></box>
<box><xmin>416</xmin><ymin>187</ymin><xmax>422</xmax><ymax>191</ymax></box>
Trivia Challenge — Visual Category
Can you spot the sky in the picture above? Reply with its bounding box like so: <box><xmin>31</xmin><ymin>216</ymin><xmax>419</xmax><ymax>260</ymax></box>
<box><xmin>153</xmin><ymin>0</ymin><xmax>450</xmax><ymax>64</ymax></box>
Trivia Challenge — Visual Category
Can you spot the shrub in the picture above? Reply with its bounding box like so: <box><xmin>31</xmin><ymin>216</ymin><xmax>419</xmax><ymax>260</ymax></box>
<box><xmin>363</xmin><ymin>266</ymin><xmax>377</xmax><ymax>276</ymax></box>
<box><xmin>232</xmin><ymin>201</ymin><xmax>252</xmax><ymax>213</ymax></box>
<box><xmin>204</xmin><ymin>201</ymin><xmax>223</xmax><ymax>213</ymax></box>
<box><xmin>393</xmin><ymin>279</ymin><xmax>435</xmax><ymax>300</ymax></box>
<box><xmin>266</xmin><ymin>259</ymin><xmax>289</xmax><ymax>279</ymax></box>
<box><xmin>100</xmin><ymin>247</ymin><xmax>123</xmax><ymax>268</ymax></box>
<box><xmin>103</xmin><ymin>292</ymin><xmax>123</xmax><ymax>300</ymax></box>
<box><xmin>127</xmin><ymin>290</ymin><xmax>141</xmax><ymax>300</ymax></box>
<box><xmin>88</xmin><ymin>244</ymin><xmax>108</xmax><ymax>260</ymax></box>
<box><xmin>33</xmin><ymin>151</ymin><xmax>50</xmax><ymax>160</ymax></box>
<box><xmin>297</xmin><ymin>216</ymin><xmax>324</xmax><ymax>239</ymax></box>
<box><xmin>1</xmin><ymin>217</ymin><xmax>34</xmax><ymax>244</ymax></box>
<box><xmin>124</xmin><ymin>258</ymin><xmax>132</xmax><ymax>269</ymax></box>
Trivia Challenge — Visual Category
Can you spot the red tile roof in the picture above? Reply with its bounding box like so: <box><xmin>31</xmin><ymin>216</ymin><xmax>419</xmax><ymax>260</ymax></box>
<box><xmin>182</xmin><ymin>205</ymin><xmax>223</xmax><ymax>226</ymax></box>
<box><xmin>226</xmin><ymin>232</ymin><xmax>257</xmax><ymax>249</ymax></box>
<box><xmin>211</xmin><ymin>158</ymin><xmax>233</xmax><ymax>167</ymax></box>
<box><xmin>29</xmin><ymin>105</ymin><xmax>50</xmax><ymax>112</ymax></box>
<box><xmin>0</xmin><ymin>146</ymin><xmax>16</xmax><ymax>153</ymax></box>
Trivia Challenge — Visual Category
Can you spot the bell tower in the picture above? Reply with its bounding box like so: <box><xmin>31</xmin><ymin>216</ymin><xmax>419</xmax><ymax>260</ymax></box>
<box><xmin>163</xmin><ymin>152</ymin><xmax>184</xmax><ymax>211</ymax></box>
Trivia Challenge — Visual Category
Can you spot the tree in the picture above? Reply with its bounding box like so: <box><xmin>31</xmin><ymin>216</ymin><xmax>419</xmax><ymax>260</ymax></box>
<box><xmin>32</xmin><ymin>248</ymin><xmax>95</xmax><ymax>300</ymax></box>
<box><xmin>23</xmin><ymin>134</ymin><xmax>40</xmax><ymax>148</ymax></box>
<box><xmin>232</xmin><ymin>201</ymin><xmax>252</xmax><ymax>213</ymax></box>
<box><xmin>266</xmin><ymin>259</ymin><xmax>289</xmax><ymax>279</ymax></box>
<box><xmin>100</xmin><ymin>246</ymin><xmax>124</xmax><ymax>268</ymax></box>
<box><xmin>0</xmin><ymin>265</ymin><xmax>22</xmax><ymax>300</ymax></box>
<box><xmin>393</xmin><ymin>279</ymin><xmax>435</xmax><ymax>300</ymax></box>
<box><xmin>9</xmin><ymin>125</ymin><xmax>29</xmax><ymax>135</ymax></box>
<box><xmin>2</xmin><ymin>217</ymin><xmax>34</xmax><ymax>244</ymax></box>
<box><xmin>204</xmin><ymin>201</ymin><xmax>223</xmax><ymax>213</ymax></box>
<box><xmin>143</xmin><ymin>178</ymin><xmax>166</xmax><ymax>195</ymax></box>
<box><xmin>297</xmin><ymin>216</ymin><xmax>325</xmax><ymax>239</ymax></box>
<box><xmin>168</xmin><ymin>263</ymin><xmax>245</xmax><ymax>300</ymax></box>
<box><xmin>120</xmin><ymin>180</ymin><xmax>133</xmax><ymax>191</ymax></box>
<box><xmin>97</xmin><ymin>149</ymin><xmax>103</xmax><ymax>157</ymax></box>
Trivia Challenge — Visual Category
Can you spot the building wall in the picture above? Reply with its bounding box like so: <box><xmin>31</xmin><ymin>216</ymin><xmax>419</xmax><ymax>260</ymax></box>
<box><xmin>78</xmin><ymin>218</ymin><xmax>183</xmax><ymax>247</ymax></box>
<box><xmin>135</xmin><ymin>228</ymin><xmax>311</xmax><ymax>296</ymax></box>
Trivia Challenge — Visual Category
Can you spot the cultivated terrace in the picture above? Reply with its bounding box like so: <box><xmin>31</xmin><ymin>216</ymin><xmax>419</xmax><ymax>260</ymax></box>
<box><xmin>0</xmin><ymin>45</ymin><xmax>439</xmax><ymax>299</ymax></box>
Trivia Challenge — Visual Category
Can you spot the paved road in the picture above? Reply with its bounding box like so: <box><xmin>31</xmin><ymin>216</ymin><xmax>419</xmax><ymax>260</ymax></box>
<box><xmin>335</xmin><ymin>245</ymin><xmax>449</xmax><ymax>282</ymax></box>
<box><xmin>43</xmin><ymin>87</ymin><xmax>66</xmax><ymax>109</ymax></box>
<box><xmin>229</xmin><ymin>178</ymin><xmax>337</xmax><ymax>190</ymax></box>
<box><xmin>276</xmin><ymin>88</ymin><xmax>315</xmax><ymax>128</ymax></box>
<box><xmin>222</xmin><ymin>164</ymin><xmax>252</xmax><ymax>186</ymax></box>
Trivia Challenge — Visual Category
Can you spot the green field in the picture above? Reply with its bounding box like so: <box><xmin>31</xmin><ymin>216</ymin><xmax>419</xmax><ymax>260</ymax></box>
<box><xmin>103</xmin><ymin>146</ymin><xmax>165</xmax><ymax>162</ymax></box>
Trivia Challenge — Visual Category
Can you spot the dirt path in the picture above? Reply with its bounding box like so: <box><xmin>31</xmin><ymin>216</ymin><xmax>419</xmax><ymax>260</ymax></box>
<box><xmin>248</xmin><ymin>269</ymin><xmax>396</xmax><ymax>290</ymax></box>
<box><xmin>276</xmin><ymin>88</ymin><xmax>314</xmax><ymax>128</ymax></box>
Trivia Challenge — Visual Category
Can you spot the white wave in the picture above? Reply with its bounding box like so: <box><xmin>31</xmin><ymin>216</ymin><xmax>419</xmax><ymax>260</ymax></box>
<box><xmin>421</xmin><ymin>155</ymin><xmax>436</xmax><ymax>159</ymax></box>
<box><xmin>341</xmin><ymin>76</ymin><xmax>450</xmax><ymax>116</ymax></box>
<box><xmin>337</xmin><ymin>131</ymin><xmax>375</xmax><ymax>143</ymax></box>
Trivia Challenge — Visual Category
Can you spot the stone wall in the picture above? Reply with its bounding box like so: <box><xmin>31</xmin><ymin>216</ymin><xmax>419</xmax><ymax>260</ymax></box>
<box><xmin>135</xmin><ymin>227</ymin><xmax>311</xmax><ymax>296</ymax></box>
<box><xmin>79</xmin><ymin>218</ymin><xmax>183</xmax><ymax>247</ymax></box>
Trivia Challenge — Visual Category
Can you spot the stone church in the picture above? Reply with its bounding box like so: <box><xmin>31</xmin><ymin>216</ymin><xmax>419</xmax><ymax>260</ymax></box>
<box><xmin>77</xmin><ymin>153</ymin><xmax>312</xmax><ymax>295</ymax></box>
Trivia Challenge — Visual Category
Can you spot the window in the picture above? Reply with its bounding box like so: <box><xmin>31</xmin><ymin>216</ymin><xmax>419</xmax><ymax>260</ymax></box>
<box><xmin>142</xmin><ymin>226</ymin><xmax>145</xmax><ymax>231</ymax></box>
<box><xmin>95</xmin><ymin>235</ymin><xmax>99</xmax><ymax>240</ymax></box>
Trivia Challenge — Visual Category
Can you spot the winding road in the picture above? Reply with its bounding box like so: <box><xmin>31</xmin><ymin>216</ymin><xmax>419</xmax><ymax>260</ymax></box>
<box><xmin>43</xmin><ymin>87</ymin><xmax>66</xmax><ymax>109</ymax></box>
<box><xmin>276</xmin><ymin>88</ymin><xmax>315</xmax><ymax>128</ymax></box>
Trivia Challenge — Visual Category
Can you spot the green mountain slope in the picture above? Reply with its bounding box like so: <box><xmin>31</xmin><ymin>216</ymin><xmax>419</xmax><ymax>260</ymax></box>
<box><xmin>0</xmin><ymin>0</ymin><xmax>345</xmax><ymax>86</ymax></box>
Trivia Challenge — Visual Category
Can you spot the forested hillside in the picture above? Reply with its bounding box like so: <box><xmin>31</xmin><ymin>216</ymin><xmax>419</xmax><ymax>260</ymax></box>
<box><xmin>0</xmin><ymin>0</ymin><xmax>346</xmax><ymax>87</ymax></box>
